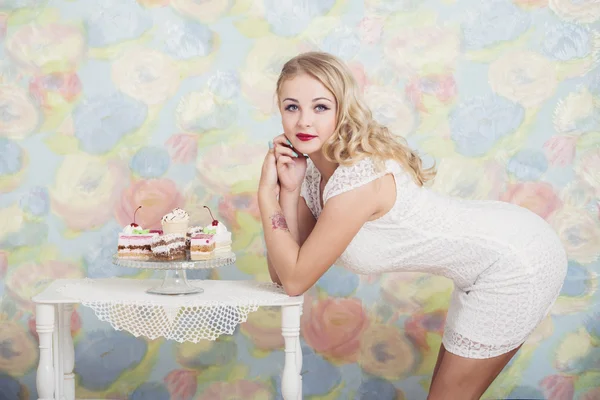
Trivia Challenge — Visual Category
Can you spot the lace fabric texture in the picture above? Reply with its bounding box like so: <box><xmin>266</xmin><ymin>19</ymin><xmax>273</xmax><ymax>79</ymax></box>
<box><xmin>300</xmin><ymin>157</ymin><xmax>568</xmax><ymax>359</ymax></box>
<box><xmin>57</xmin><ymin>278</ymin><xmax>293</xmax><ymax>342</ymax></box>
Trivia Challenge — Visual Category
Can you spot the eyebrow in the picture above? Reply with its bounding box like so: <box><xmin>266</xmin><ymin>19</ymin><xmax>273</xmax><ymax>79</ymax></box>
<box><xmin>282</xmin><ymin>97</ymin><xmax>333</xmax><ymax>103</ymax></box>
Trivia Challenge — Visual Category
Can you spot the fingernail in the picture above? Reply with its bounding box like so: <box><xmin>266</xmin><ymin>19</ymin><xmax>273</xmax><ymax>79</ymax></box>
<box><xmin>292</xmin><ymin>151</ymin><xmax>299</xmax><ymax>157</ymax></box>
<box><xmin>286</xmin><ymin>139</ymin><xmax>293</xmax><ymax>147</ymax></box>
<box><xmin>268</xmin><ymin>141</ymin><xmax>273</xmax><ymax>149</ymax></box>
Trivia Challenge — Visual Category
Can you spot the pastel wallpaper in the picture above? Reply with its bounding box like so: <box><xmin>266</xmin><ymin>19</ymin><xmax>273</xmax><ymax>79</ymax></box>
<box><xmin>1</xmin><ymin>0</ymin><xmax>599</xmax><ymax>399</ymax></box>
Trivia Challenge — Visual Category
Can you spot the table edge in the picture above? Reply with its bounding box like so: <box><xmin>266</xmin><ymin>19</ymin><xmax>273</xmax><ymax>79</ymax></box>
<box><xmin>31</xmin><ymin>278</ymin><xmax>304</xmax><ymax>306</ymax></box>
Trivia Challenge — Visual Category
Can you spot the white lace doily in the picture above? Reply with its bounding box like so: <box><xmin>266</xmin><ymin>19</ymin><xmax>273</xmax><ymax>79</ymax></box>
<box><xmin>57</xmin><ymin>278</ymin><xmax>292</xmax><ymax>342</ymax></box>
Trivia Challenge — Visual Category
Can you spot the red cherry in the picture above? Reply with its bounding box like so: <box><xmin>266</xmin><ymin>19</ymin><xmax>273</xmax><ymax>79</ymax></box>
<box><xmin>130</xmin><ymin>223</ymin><xmax>139</xmax><ymax>227</ymax></box>
<box><xmin>203</xmin><ymin>205</ymin><xmax>219</xmax><ymax>226</ymax></box>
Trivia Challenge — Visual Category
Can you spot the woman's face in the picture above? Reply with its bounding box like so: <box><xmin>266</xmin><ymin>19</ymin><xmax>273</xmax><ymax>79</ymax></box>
<box><xmin>279</xmin><ymin>73</ymin><xmax>338</xmax><ymax>156</ymax></box>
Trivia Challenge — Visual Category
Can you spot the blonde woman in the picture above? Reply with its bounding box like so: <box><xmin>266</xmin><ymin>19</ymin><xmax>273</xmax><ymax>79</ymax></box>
<box><xmin>257</xmin><ymin>51</ymin><xmax>567</xmax><ymax>399</ymax></box>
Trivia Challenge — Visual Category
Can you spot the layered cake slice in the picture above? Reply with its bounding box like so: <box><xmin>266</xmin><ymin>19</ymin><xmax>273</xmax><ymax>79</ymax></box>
<box><xmin>118</xmin><ymin>231</ymin><xmax>157</xmax><ymax>260</ymax></box>
<box><xmin>151</xmin><ymin>233</ymin><xmax>186</xmax><ymax>261</ymax></box>
<box><xmin>190</xmin><ymin>233</ymin><xmax>215</xmax><ymax>260</ymax></box>
<box><xmin>117</xmin><ymin>206</ymin><xmax>158</xmax><ymax>260</ymax></box>
<box><xmin>186</xmin><ymin>225</ymin><xmax>204</xmax><ymax>247</ymax></box>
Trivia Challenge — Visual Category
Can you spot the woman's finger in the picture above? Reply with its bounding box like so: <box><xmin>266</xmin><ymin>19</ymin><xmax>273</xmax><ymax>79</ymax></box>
<box><xmin>263</xmin><ymin>145</ymin><xmax>276</xmax><ymax>164</ymax></box>
<box><xmin>275</xmin><ymin>145</ymin><xmax>299</xmax><ymax>160</ymax></box>
<box><xmin>273</xmin><ymin>133</ymin><xmax>292</xmax><ymax>147</ymax></box>
<box><xmin>277</xmin><ymin>155</ymin><xmax>295</xmax><ymax>166</ymax></box>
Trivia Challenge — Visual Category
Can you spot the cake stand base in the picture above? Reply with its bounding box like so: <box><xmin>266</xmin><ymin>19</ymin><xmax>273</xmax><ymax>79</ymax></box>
<box><xmin>147</xmin><ymin>269</ymin><xmax>203</xmax><ymax>295</ymax></box>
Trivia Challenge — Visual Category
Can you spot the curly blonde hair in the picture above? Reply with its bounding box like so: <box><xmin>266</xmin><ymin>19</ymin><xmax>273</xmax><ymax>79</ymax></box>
<box><xmin>276</xmin><ymin>51</ymin><xmax>436</xmax><ymax>186</ymax></box>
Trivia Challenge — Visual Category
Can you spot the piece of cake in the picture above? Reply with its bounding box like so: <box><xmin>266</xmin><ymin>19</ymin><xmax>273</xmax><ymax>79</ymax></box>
<box><xmin>190</xmin><ymin>233</ymin><xmax>215</xmax><ymax>260</ymax></box>
<box><xmin>151</xmin><ymin>233</ymin><xmax>186</xmax><ymax>261</ymax></box>
<box><xmin>118</xmin><ymin>230</ymin><xmax>158</xmax><ymax>260</ymax></box>
<box><xmin>161</xmin><ymin>208</ymin><xmax>189</xmax><ymax>235</ymax></box>
<box><xmin>186</xmin><ymin>225</ymin><xmax>204</xmax><ymax>247</ymax></box>
<box><xmin>202</xmin><ymin>206</ymin><xmax>232</xmax><ymax>255</ymax></box>
<box><xmin>117</xmin><ymin>205</ymin><xmax>158</xmax><ymax>260</ymax></box>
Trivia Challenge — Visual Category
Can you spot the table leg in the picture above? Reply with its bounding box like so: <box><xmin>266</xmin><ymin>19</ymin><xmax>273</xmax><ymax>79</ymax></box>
<box><xmin>62</xmin><ymin>304</ymin><xmax>75</xmax><ymax>400</ymax></box>
<box><xmin>281</xmin><ymin>305</ymin><xmax>302</xmax><ymax>400</ymax></box>
<box><xmin>296</xmin><ymin>304</ymin><xmax>303</xmax><ymax>400</ymax></box>
<box><xmin>54</xmin><ymin>307</ymin><xmax>62</xmax><ymax>399</ymax></box>
<box><xmin>36</xmin><ymin>304</ymin><xmax>55</xmax><ymax>400</ymax></box>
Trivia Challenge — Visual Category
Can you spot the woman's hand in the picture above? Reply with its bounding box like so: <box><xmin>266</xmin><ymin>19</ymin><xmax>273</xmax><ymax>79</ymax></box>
<box><xmin>258</xmin><ymin>143</ymin><xmax>280</xmax><ymax>200</ymax></box>
<box><xmin>273</xmin><ymin>134</ymin><xmax>307</xmax><ymax>194</ymax></box>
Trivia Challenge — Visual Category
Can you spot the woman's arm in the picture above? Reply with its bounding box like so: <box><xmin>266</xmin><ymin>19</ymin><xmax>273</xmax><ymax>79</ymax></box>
<box><xmin>267</xmin><ymin>190</ymin><xmax>316</xmax><ymax>285</ymax></box>
<box><xmin>259</xmin><ymin>180</ymin><xmax>378</xmax><ymax>296</ymax></box>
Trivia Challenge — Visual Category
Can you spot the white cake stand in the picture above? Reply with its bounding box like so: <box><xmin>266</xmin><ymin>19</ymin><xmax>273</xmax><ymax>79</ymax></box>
<box><xmin>112</xmin><ymin>252</ymin><xmax>236</xmax><ymax>295</ymax></box>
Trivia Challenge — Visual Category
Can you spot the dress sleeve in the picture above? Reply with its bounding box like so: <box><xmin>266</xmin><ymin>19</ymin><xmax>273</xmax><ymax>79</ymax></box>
<box><xmin>323</xmin><ymin>157</ymin><xmax>392</xmax><ymax>204</ymax></box>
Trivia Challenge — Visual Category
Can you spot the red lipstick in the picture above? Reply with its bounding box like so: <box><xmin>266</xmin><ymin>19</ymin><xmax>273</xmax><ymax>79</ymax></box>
<box><xmin>296</xmin><ymin>133</ymin><xmax>317</xmax><ymax>141</ymax></box>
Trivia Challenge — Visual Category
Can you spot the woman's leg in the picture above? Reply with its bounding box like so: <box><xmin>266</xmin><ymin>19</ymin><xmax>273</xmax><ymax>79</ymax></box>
<box><xmin>427</xmin><ymin>345</ymin><xmax>521</xmax><ymax>400</ymax></box>
<box><xmin>430</xmin><ymin>342</ymin><xmax>447</xmax><ymax>385</ymax></box>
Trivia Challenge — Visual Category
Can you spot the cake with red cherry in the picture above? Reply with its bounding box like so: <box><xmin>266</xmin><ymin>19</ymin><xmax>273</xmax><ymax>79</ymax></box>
<box><xmin>117</xmin><ymin>206</ymin><xmax>159</xmax><ymax>260</ymax></box>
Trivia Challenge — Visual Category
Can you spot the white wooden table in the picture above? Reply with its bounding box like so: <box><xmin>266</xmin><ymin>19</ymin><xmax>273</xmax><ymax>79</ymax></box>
<box><xmin>32</xmin><ymin>278</ymin><xmax>304</xmax><ymax>400</ymax></box>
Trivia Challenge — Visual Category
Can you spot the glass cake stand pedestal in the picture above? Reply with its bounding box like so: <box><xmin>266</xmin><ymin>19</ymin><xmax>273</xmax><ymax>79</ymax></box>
<box><xmin>112</xmin><ymin>252</ymin><xmax>236</xmax><ymax>295</ymax></box>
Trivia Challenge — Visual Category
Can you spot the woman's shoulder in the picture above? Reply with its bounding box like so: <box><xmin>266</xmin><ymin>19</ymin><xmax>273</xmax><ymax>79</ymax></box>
<box><xmin>323</xmin><ymin>157</ymin><xmax>385</xmax><ymax>201</ymax></box>
<box><xmin>331</xmin><ymin>156</ymin><xmax>401</xmax><ymax>182</ymax></box>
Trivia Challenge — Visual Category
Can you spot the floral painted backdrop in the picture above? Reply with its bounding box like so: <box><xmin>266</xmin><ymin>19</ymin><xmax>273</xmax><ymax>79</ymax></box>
<box><xmin>1</xmin><ymin>0</ymin><xmax>599</xmax><ymax>399</ymax></box>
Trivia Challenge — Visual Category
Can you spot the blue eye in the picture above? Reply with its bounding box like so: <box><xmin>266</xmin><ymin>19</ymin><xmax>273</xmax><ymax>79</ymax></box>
<box><xmin>285</xmin><ymin>104</ymin><xmax>298</xmax><ymax>111</ymax></box>
<box><xmin>315</xmin><ymin>104</ymin><xmax>329</xmax><ymax>112</ymax></box>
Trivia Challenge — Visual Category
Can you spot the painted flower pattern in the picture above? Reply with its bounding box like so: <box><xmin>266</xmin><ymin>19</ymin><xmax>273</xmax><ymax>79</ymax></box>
<box><xmin>364</xmin><ymin>85</ymin><xmax>416</xmax><ymax>137</ymax></box>
<box><xmin>500</xmin><ymin>182</ymin><xmax>562</xmax><ymax>219</ymax></box>
<box><xmin>0</xmin><ymin>138</ymin><xmax>24</xmax><ymax>177</ymax></box>
<box><xmin>0</xmin><ymin>84</ymin><xmax>40</xmax><ymax>139</ymax></box>
<box><xmin>5</xmin><ymin>259</ymin><xmax>83</xmax><ymax>311</ymax></box>
<box><xmin>431</xmin><ymin>158</ymin><xmax>508</xmax><ymax>200</ymax></box>
<box><xmin>461</xmin><ymin>0</ymin><xmax>531</xmax><ymax>50</ymax></box>
<box><xmin>112</xmin><ymin>49</ymin><xmax>180</xmax><ymax>105</ymax></box>
<box><xmin>170</xmin><ymin>0</ymin><xmax>233</xmax><ymax>24</ymax></box>
<box><xmin>29</xmin><ymin>72</ymin><xmax>81</xmax><ymax>112</ymax></box>
<box><xmin>383</xmin><ymin>21</ymin><xmax>460</xmax><ymax>74</ymax></box>
<box><xmin>50</xmin><ymin>154</ymin><xmax>127</xmax><ymax>230</ymax></box>
<box><xmin>196</xmin><ymin>380</ymin><xmax>271</xmax><ymax>400</ymax></box>
<box><xmin>449</xmin><ymin>95</ymin><xmax>525</xmax><ymax>157</ymax></box>
<box><xmin>550</xmin><ymin>206</ymin><xmax>600</xmax><ymax>264</ymax></box>
<box><xmin>553</xmin><ymin>89</ymin><xmax>600</xmax><ymax>136</ymax></box>
<box><xmin>506</xmin><ymin>149</ymin><xmax>548</xmax><ymax>181</ymax></box>
<box><xmin>574</xmin><ymin>148</ymin><xmax>600</xmax><ymax>197</ymax></box>
<box><xmin>130</xmin><ymin>146</ymin><xmax>171</xmax><ymax>178</ymax></box>
<box><xmin>0</xmin><ymin>321</ymin><xmax>37</xmax><ymax>375</ymax></box>
<box><xmin>5</xmin><ymin>22</ymin><xmax>85</xmax><ymax>72</ymax></box>
<box><xmin>489</xmin><ymin>50</ymin><xmax>558</xmax><ymax>108</ymax></box>
<box><xmin>74</xmin><ymin>329</ymin><xmax>147</xmax><ymax>391</ymax></box>
<box><xmin>261</xmin><ymin>0</ymin><xmax>335</xmax><ymax>37</ymax></box>
<box><xmin>73</xmin><ymin>92</ymin><xmax>148</xmax><ymax>154</ymax></box>
<box><xmin>301</xmin><ymin>297</ymin><xmax>369</xmax><ymax>363</ymax></box>
<box><xmin>240</xmin><ymin>306</ymin><xmax>284</xmax><ymax>351</ymax></box>
<box><xmin>84</xmin><ymin>0</ymin><xmax>152</xmax><ymax>47</ymax></box>
<box><xmin>175</xmin><ymin>89</ymin><xmax>237</xmax><ymax>132</ymax></box>
<box><xmin>196</xmin><ymin>143</ymin><xmax>265</xmax><ymax>192</ymax></box>
<box><xmin>115</xmin><ymin>178</ymin><xmax>184</xmax><ymax>231</ymax></box>
<box><xmin>157</xmin><ymin>18</ymin><xmax>214</xmax><ymax>59</ymax></box>
<box><xmin>549</xmin><ymin>0</ymin><xmax>600</xmax><ymax>23</ymax></box>
<box><xmin>359</xmin><ymin>324</ymin><xmax>416</xmax><ymax>380</ymax></box>
<box><xmin>1</xmin><ymin>0</ymin><xmax>598</xmax><ymax>398</ymax></box>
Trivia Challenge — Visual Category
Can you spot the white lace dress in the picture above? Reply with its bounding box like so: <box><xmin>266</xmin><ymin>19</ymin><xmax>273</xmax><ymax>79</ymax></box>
<box><xmin>300</xmin><ymin>157</ymin><xmax>568</xmax><ymax>359</ymax></box>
